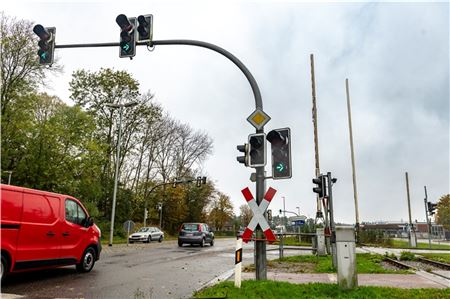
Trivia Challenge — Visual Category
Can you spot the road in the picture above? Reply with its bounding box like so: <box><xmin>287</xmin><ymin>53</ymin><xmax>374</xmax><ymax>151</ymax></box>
<box><xmin>2</xmin><ymin>238</ymin><xmax>293</xmax><ymax>299</ymax></box>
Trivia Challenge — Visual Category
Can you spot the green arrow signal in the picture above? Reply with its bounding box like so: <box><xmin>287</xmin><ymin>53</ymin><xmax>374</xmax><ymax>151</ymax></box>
<box><xmin>276</xmin><ymin>163</ymin><xmax>285</xmax><ymax>172</ymax></box>
<box><xmin>122</xmin><ymin>44</ymin><xmax>130</xmax><ymax>52</ymax></box>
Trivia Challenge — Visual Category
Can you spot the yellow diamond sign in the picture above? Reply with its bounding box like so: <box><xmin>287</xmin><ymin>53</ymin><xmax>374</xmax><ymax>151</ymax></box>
<box><xmin>247</xmin><ymin>109</ymin><xmax>271</xmax><ymax>130</ymax></box>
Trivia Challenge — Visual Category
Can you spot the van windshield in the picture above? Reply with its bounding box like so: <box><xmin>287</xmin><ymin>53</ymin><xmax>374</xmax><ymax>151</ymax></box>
<box><xmin>182</xmin><ymin>224</ymin><xmax>199</xmax><ymax>232</ymax></box>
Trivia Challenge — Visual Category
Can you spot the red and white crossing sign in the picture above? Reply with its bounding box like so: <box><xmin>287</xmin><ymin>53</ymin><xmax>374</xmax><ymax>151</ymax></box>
<box><xmin>241</xmin><ymin>186</ymin><xmax>277</xmax><ymax>243</ymax></box>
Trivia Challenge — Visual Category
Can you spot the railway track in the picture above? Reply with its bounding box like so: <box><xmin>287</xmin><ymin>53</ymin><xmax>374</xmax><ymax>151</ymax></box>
<box><xmin>384</xmin><ymin>256</ymin><xmax>450</xmax><ymax>286</ymax></box>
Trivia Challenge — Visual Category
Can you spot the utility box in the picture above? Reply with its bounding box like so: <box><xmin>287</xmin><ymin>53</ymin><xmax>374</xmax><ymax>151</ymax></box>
<box><xmin>335</xmin><ymin>226</ymin><xmax>357</xmax><ymax>289</ymax></box>
<box><xmin>316</xmin><ymin>228</ymin><xmax>326</xmax><ymax>256</ymax></box>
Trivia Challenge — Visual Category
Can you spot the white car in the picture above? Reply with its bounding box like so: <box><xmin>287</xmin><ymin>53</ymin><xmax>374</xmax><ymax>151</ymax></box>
<box><xmin>129</xmin><ymin>227</ymin><xmax>164</xmax><ymax>243</ymax></box>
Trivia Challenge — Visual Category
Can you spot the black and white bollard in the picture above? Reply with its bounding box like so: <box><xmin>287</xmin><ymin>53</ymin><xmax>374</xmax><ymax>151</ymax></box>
<box><xmin>235</xmin><ymin>238</ymin><xmax>243</xmax><ymax>288</ymax></box>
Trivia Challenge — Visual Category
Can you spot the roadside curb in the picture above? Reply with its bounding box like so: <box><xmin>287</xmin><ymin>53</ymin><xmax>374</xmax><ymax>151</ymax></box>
<box><xmin>195</xmin><ymin>268</ymin><xmax>234</xmax><ymax>293</ymax></box>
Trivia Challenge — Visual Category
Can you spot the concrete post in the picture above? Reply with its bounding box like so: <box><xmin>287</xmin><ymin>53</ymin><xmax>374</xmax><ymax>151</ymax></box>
<box><xmin>335</xmin><ymin>226</ymin><xmax>358</xmax><ymax>289</ymax></box>
<box><xmin>316</xmin><ymin>228</ymin><xmax>326</xmax><ymax>256</ymax></box>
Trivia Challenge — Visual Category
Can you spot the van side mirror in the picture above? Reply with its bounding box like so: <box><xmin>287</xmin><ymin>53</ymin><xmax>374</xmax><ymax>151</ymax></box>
<box><xmin>86</xmin><ymin>217</ymin><xmax>94</xmax><ymax>227</ymax></box>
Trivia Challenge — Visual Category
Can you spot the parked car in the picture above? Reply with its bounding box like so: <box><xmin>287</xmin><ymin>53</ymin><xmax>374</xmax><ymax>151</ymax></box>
<box><xmin>128</xmin><ymin>227</ymin><xmax>164</xmax><ymax>243</ymax></box>
<box><xmin>178</xmin><ymin>223</ymin><xmax>214</xmax><ymax>247</ymax></box>
<box><xmin>0</xmin><ymin>184</ymin><xmax>101</xmax><ymax>282</ymax></box>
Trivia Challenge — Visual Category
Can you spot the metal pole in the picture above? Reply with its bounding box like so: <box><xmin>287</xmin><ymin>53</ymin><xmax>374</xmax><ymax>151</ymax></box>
<box><xmin>7</xmin><ymin>171</ymin><xmax>12</xmax><ymax>185</ymax></box>
<box><xmin>327</xmin><ymin>172</ymin><xmax>337</xmax><ymax>268</ymax></box>
<box><xmin>255</xmin><ymin>167</ymin><xmax>266</xmax><ymax>280</ymax></box>
<box><xmin>310</xmin><ymin>54</ymin><xmax>322</xmax><ymax>218</ymax></box>
<box><xmin>143</xmin><ymin>208</ymin><xmax>147</xmax><ymax>227</ymax></box>
<box><xmin>109</xmin><ymin>105</ymin><xmax>123</xmax><ymax>247</ymax></box>
<box><xmin>424</xmin><ymin>186</ymin><xmax>432</xmax><ymax>249</ymax></box>
<box><xmin>405</xmin><ymin>172</ymin><xmax>416</xmax><ymax>247</ymax></box>
<box><xmin>345</xmin><ymin>79</ymin><xmax>360</xmax><ymax>230</ymax></box>
<box><xmin>159</xmin><ymin>202</ymin><xmax>163</xmax><ymax>229</ymax></box>
<box><xmin>283</xmin><ymin>196</ymin><xmax>286</xmax><ymax>227</ymax></box>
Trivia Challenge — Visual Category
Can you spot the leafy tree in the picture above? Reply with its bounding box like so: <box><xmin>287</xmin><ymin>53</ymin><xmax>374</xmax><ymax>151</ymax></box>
<box><xmin>436</xmin><ymin>194</ymin><xmax>450</xmax><ymax>230</ymax></box>
<box><xmin>208</xmin><ymin>192</ymin><xmax>234</xmax><ymax>231</ymax></box>
<box><xmin>239</xmin><ymin>204</ymin><xmax>253</xmax><ymax>227</ymax></box>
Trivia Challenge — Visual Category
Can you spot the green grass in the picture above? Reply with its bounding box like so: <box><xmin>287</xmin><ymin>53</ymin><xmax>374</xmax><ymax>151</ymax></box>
<box><xmin>389</xmin><ymin>240</ymin><xmax>450</xmax><ymax>250</ymax></box>
<box><xmin>194</xmin><ymin>281</ymin><xmax>450</xmax><ymax>299</ymax></box>
<box><xmin>418</xmin><ymin>253</ymin><xmax>450</xmax><ymax>264</ymax></box>
<box><xmin>245</xmin><ymin>254</ymin><xmax>411</xmax><ymax>274</ymax></box>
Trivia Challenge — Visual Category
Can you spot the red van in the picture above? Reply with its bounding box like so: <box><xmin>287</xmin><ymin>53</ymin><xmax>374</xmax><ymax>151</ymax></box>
<box><xmin>1</xmin><ymin>184</ymin><xmax>101</xmax><ymax>281</ymax></box>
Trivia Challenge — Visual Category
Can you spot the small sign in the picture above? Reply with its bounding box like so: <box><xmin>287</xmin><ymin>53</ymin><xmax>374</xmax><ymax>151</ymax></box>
<box><xmin>290</xmin><ymin>215</ymin><xmax>307</xmax><ymax>222</ymax></box>
<box><xmin>247</xmin><ymin>109</ymin><xmax>271</xmax><ymax>130</ymax></box>
<box><xmin>292</xmin><ymin>220</ymin><xmax>305</xmax><ymax>225</ymax></box>
<box><xmin>123</xmin><ymin>220</ymin><xmax>135</xmax><ymax>232</ymax></box>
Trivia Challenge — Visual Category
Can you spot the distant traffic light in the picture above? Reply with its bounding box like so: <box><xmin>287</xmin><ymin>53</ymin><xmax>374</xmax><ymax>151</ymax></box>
<box><xmin>427</xmin><ymin>202</ymin><xmax>438</xmax><ymax>215</ymax></box>
<box><xmin>248</xmin><ymin>133</ymin><xmax>266</xmax><ymax>167</ymax></box>
<box><xmin>266</xmin><ymin>128</ymin><xmax>291</xmax><ymax>179</ymax></box>
<box><xmin>116</xmin><ymin>14</ymin><xmax>137</xmax><ymax>58</ymax></box>
<box><xmin>312</xmin><ymin>175</ymin><xmax>327</xmax><ymax>198</ymax></box>
<box><xmin>137</xmin><ymin>14</ymin><xmax>153</xmax><ymax>43</ymax></box>
<box><xmin>196</xmin><ymin>176</ymin><xmax>206</xmax><ymax>187</ymax></box>
<box><xmin>236</xmin><ymin>143</ymin><xmax>249</xmax><ymax>166</ymax></box>
<box><xmin>267</xmin><ymin>209</ymin><xmax>272</xmax><ymax>221</ymax></box>
<box><xmin>32</xmin><ymin>25</ymin><xmax>56</xmax><ymax>65</ymax></box>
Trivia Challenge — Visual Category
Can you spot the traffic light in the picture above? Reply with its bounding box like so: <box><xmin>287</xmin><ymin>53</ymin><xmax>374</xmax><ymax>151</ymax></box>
<box><xmin>116</xmin><ymin>14</ymin><xmax>137</xmax><ymax>58</ymax></box>
<box><xmin>248</xmin><ymin>133</ymin><xmax>266</xmax><ymax>167</ymax></box>
<box><xmin>137</xmin><ymin>14</ymin><xmax>153</xmax><ymax>43</ymax></box>
<box><xmin>196</xmin><ymin>176</ymin><xmax>202</xmax><ymax>187</ymax></box>
<box><xmin>266</xmin><ymin>128</ymin><xmax>291</xmax><ymax>179</ymax></box>
<box><xmin>267</xmin><ymin>209</ymin><xmax>272</xmax><ymax>221</ymax></box>
<box><xmin>427</xmin><ymin>202</ymin><xmax>438</xmax><ymax>215</ymax></box>
<box><xmin>32</xmin><ymin>25</ymin><xmax>56</xmax><ymax>65</ymax></box>
<box><xmin>236</xmin><ymin>143</ymin><xmax>249</xmax><ymax>166</ymax></box>
<box><xmin>202</xmin><ymin>176</ymin><xmax>207</xmax><ymax>185</ymax></box>
<box><xmin>312</xmin><ymin>175</ymin><xmax>327</xmax><ymax>198</ymax></box>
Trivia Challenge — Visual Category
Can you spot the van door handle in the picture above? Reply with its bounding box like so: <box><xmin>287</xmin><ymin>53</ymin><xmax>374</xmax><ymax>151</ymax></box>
<box><xmin>47</xmin><ymin>231</ymin><xmax>56</xmax><ymax>236</ymax></box>
<box><xmin>62</xmin><ymin>232</ymin><xmax>70</xmax><ymax>237</ymax></box>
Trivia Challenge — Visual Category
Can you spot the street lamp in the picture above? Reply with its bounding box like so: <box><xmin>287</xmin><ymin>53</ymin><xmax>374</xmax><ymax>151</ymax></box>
<box><xmin>106</xmin><ymin>101</ymin><xmax>138</xmax><ymax>246</ymax></box>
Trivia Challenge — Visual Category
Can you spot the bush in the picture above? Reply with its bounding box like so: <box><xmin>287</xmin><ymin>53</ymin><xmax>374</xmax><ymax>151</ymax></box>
<box><xmin>399</xmin><ymin>251</ymin><xmax>415</xmax><ymax>261</ymax></box>
<box><xmin>359</xmin><ymin>229</ymin><xmax>393</xmax><ymax>246</ymax></box>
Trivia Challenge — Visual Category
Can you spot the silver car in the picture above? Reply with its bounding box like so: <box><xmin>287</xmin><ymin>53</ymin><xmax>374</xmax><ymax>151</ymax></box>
<box><xmin>129</xmin><ymin>227</ymin><xmax>164</xmax><ymax>243</ymax></box>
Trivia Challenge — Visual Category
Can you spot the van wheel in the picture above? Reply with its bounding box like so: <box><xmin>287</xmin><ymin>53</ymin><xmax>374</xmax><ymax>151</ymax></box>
<box><xmin>76</xmin><ymin>247</ymin><xmax>96</xmax><ymax>273</ymax></box>
<box><xmin>200</xmin><ymin>238</ymin><xmax>205</xmax><ymax>247</ymax></box>
<box><xmin>158</xmin><ymin>236</ymin><xmax>163</xmax><ymax>243</ymax></box>
<box><xmin>1</xmin><ymin>255</ymin><xmax>8</xmax><ymax>282</ymax></box>
<box><xmin>210</xmin><ymin>239</ymin><xmax>214</xmax><ymax>246</ymax></box>
<box><xmin>178</xmin><ymin>241</ymin><xmax>183</xmax><ymax>247</ymax></box>
<box><xmin>146</xmin><ymin>236</ymin><xmax>152</xmax><ymax>243</ymax></box>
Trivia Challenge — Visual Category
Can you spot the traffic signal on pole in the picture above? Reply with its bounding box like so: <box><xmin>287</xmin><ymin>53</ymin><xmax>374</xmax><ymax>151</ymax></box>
<box><xmin>267</xmin><ymin>209</ymin><xmax>272</xmax><ymax>221</ymax></box>
<box><xmin>427</xmin><ymin>202</ymin><xmax>438</xmax><ymax>215</ymax></box>
<box><xmin>32</xmin><ymin>25</ymin><xmax>56</xmax><ymax>65</ymax></box>
<box><xmin>312</xmin><ymin>175</ymin><xmax>327</xmax><ymax>198</ymax></box>
<box><xmin>116</xmin><ymin>14</ymin><xmax>137</xmax><ymax>58</ymax></box>
<box><xmin>266</xmin><ymin>128</ymin><xmax>291</xmax><ymax>179</ymax></box>
<box><xmin>236</xmin><ymin>143</ymin><xmax>249</xmax><ymax>166</ymax></box>
<box><xmin>196</xmin><ymin>176</ymin><xmax>202</xmax><ymax>187</ymax></box>
<box><xmin>248</xmin><ymin>133</ymin><xmax>266</xmax><ymax>167</ymax></box>
<box><xmin>202</xmin><ymin>176</ymin><xmax>207</xmax><ymax>185</ymax></box>
<box><xmin>137</xmin><ymin>14</ymin><xmax>153</xmax><ymax>43</ymax></box>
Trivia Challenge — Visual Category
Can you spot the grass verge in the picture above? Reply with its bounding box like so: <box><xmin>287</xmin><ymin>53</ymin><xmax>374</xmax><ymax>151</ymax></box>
<box><xmin>244</xmin><ymin>254</ymin><xmax>411</xmax><ymax>274</ymax></box>
<box><xmin>194</xmin><ymin>281</ymin><xmax>450</xmax><ymax>299</ymax></box>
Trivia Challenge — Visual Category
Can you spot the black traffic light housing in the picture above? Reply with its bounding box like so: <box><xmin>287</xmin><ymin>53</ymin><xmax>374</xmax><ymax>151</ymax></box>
<box><xmin>33</xmin><ymin>25</ymin><xmax>56</xmax><ymax>65</ymax></box>
<box><xmin>267</xmin><ymin>209</ymin><xmax>272</xmax><ymax>221</ymax></box>
<box><xmin>266</xmin><ymin>128</ymin><xmax>291</xmax><ymax>179</ymax></box>
<box><xmin>312</xmin><ymin>175</ymin><xmax>327</xmax><ymax>198</ymax></box>
<box><xmin>196</xmin><ymin>176</ymin><xmax>207</xmax><ymax>187</ymax></box>
<box><xmin>137</xmin><ymin>14</ymin><xmax>153</xmax><ymax>43</ymax></box>
<box><xmin>236</xmin><ymin>143</ymin><xmax>249</xmax><ymax>166</ymax></box>
<box><xmin>427</xmin><ymin>202</ymin><xmax>438</xmax><ymax>215</ymax></box>
<box><xmin>248</xmin><ymin>133</ymin><xmax>266</xmax><ymax>167</ymax></box>
<box><xmin>116</xmin><ymin>14</ymin><xmax>137</xmax><ymax>58</ymax></box>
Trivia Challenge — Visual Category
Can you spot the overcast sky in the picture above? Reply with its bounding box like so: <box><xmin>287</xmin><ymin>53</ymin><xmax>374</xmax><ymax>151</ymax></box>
<box><xmin>4</xmin><ymin>1</ymin><xmax>449</xmax><ymax>224</ymax></box>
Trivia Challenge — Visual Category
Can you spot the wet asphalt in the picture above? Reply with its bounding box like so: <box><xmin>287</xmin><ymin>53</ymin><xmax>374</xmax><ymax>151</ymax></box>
<box><xmin>1</xmin><ymin>238</ymin><xmax>246</xmax><ymax>299</ymax></box>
